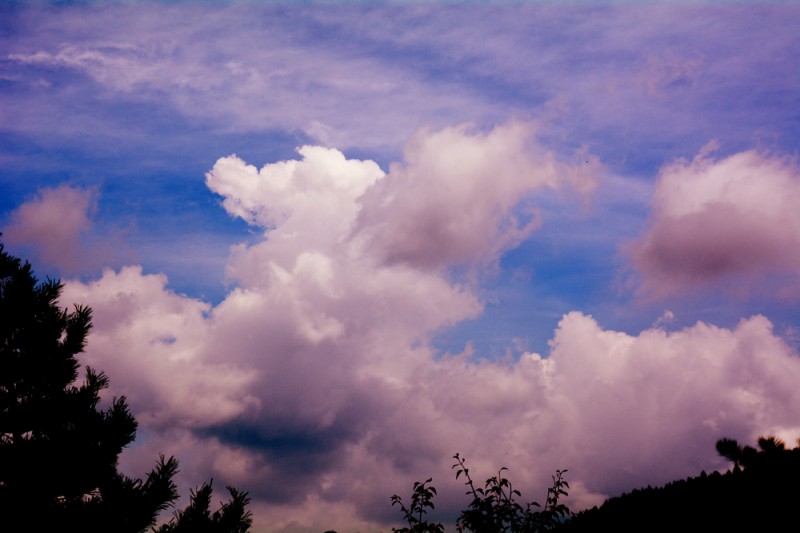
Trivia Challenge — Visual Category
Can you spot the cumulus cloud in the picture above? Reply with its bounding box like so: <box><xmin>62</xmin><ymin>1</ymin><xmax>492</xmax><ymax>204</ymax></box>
<box><xmin>354</xmin><ymin>122</ymin><xmax>598</xmax><ymax>269</ymax></box>
<box><xmin>630</xmin><ymin>146</ymin><xmax>800</xmax><ymax>296</ymax></box>
<box><xmin>544</xmin><ymin>312</ymin><xmax>800</xmax><ymax>495</ymax></box>
<box><xmin>61</xmin><ymin>266</ymin><xmax>258</xmax><ymax>429</ymax></box>
<box><xmin>2</xmin><ymin>185</ymin><xmax>100</xmax><ymax>273</ymax></box>
<box><xmin>55</xmin><ymin>128</ymin><xmax>800</xmax><ymax>532</ymax></box>
<box><xmin>206</xmin><ymin>145</ymin><xmax>384</xmax><ymax>242</ymax></box>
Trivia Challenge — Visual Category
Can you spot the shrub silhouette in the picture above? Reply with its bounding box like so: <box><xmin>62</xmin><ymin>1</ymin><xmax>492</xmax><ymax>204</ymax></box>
<box><xmin>391</xmin><ymin>478</ymin><xmax>445</xmax><ymax>533</ymax></box>
<box><xmin>392</xmin><ymin>454</ymin><xmax>569</xmax><ymax>533</ymax></box>
<box><xmin>452</xmin><ymin>454</ymin><xmax>569</xmax><ymax>533</ymax></box>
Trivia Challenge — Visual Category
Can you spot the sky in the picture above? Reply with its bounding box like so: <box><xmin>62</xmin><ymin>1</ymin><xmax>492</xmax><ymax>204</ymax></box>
<box><xmin>2</xmin><ymin>2</ymin><xmax>800</xmax><ymax>531</ymax></box>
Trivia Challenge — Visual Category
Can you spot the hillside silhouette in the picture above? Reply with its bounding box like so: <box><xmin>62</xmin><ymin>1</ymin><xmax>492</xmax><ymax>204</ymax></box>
<box><xmin>556</xmin><ymin>435</ymin><xmax>800</xmax><ymax>532</ymax></box>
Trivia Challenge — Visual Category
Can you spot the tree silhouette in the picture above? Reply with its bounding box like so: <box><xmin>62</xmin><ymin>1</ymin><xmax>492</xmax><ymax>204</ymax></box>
<box><xmin>0</xmin><ymin>241</ymin><xmax>254</xmax><ymax>532</ymax></box>
<box><xmin>155</xmin><ymin>481</ymin><xmax>253</xmax><ymax>533</ymax></box>
<box><xmin>0</xmin><ymin>240</ymin><xmax>181</xmax><ymax>532</ymax></box>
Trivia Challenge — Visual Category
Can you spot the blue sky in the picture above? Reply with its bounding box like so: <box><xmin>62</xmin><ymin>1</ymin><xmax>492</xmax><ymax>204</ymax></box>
<box><xmin>2</xmin><ymin>3</ymin><xmax>800</xmax><ymax>531</ymax></box>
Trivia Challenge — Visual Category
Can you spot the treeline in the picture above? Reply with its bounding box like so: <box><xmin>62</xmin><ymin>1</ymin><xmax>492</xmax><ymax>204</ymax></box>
<box><xmin>557</xmin><ymin>435</ymin><xmax>800</xmax><ymax>532</ymax></box>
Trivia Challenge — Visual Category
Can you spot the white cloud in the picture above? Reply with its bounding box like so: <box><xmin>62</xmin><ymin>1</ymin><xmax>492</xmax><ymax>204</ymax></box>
<box><xmin>56</xmin><ymin>128</ymin><xmax>800</xmax><ymax>532</ymax></box>
<box><xmin>355</xmin><ymin>122</ymin><xmax>597</xmax><ymax>269</ymax></box>
<box><xmin>630</xmin><ymin>146</ymin><xmax>800</xmax><ymax>297</ymax></box>
<box><xmin>543</xmin><ymin>312</ymin><xmax>800</xmax><ymax>495</ymax></box>
<box><xmin>206</xmin><ymin>146</ymin><xmax>384</xmax><ymax>242</ymax></box>
<box><xmin>60</xmin><ymin>266</ymin><xmax>258</xmax><ymax>429</ymax></box>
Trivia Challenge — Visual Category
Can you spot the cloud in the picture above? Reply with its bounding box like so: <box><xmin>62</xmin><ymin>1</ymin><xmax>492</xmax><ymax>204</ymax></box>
<box><xmin>629</xmin><ymin>146</ymin><xmax>800</xmax><ymax>297</ymax></box>
<box><xmin>60</xmin><ymin>265</ymin><xmax>257</xmax><ymax>429</ymax></box>
<box><xmin>2</xmin><ymin>185</ymin><xmax>98</xmax><ymax>274</ymax></box>
<box><xmin>56</xmin><ymin>128</ymin><xmax>800</xmax><ymax>532</ymax></box>
<box><xmin>1</xmin><ymin>184</ymin><xmax>132</xmax><ymax>277</ymax></box>
<box><xmin>544</xmin><ymin>312</ymin><xmax>800</xmax><ymax>495</ymax></box>
<box><xmin>3</xmin><ymin>7</ymin><xmax>490</xmax><ymax>151</ymax></box>
<box><xmin>206</xmin><ymin>146</ymin><xmax>384</xmax><ymax>238</ymax></box>
<box><xmin>637</xmin><ymin>50</ymin><xmax>704</xmax><ymax>96</ymax></box>
<box><xmin>354</xmin><ymin>122</ymin><xmax>598</xmax><ymax>270</ymax></box>
<box><xmin>63</xmin><ymin>275</ymin><xmax>800</xmax><ymax>532</ymax></box>
<box><xmin>8</xmin><ymin>4</ymin><xmax>796</xmax><ymax>162</ymax></box>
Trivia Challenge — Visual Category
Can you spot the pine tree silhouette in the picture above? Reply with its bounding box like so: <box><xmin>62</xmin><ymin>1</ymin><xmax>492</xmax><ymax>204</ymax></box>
<box><xmin>0</xmin><ymin>241</ymin><xmax>178</xmax><ymax>532</ymax></box>
<box><xmin>154</xmin><ymin>481</ymin><xmax>253</xmax><ymax>533</ymax></box>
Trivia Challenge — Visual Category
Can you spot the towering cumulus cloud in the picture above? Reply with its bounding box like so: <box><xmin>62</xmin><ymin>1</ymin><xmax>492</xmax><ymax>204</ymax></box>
<box><xmin>630</xmin><ymin>146</ymin><xmax>800</xmax><ymax>297</ymax></box>
<box><xmin>59</xmin><ymin>125</ymin><xmax>800</xmax><ymax>532</ymax></box>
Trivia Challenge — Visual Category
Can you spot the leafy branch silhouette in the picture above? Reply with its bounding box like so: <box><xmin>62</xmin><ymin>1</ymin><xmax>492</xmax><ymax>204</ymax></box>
<box><xmin>392</xmin><ymin>454</ymin><xmax>569</xmax><ymax>533</ymax></box>
<box><xmin>391</xmin><ymin>478</ymin><xmax>445</xmax><ymax>533</ymax></box>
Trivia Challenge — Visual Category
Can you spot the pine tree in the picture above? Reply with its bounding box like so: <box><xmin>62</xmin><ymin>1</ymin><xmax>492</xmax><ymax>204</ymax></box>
<box><xmin>0</xmin><ymin>241</ymin><xmax>178</xmax><ymax>532</ymax></box>
<box><xmin>154</xmin><ymin>481</ymin><xmax>253</xmax><ymax>533</ymax></box>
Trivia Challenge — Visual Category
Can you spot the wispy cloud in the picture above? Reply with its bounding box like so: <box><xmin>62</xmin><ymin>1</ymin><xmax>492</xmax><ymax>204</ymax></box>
<box><xmin>5</xmin><ymin>4</ymin><xmax>796</xmax><ymax>159</ymax></box>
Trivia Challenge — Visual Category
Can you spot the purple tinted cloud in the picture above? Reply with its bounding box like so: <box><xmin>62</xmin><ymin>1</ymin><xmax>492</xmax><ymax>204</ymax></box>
<box><xmin>4</xmin><ymin>4</ymin><xmax>796</xmax><ymax>161</ymax></box>
<box><xmin>630</xmin><ymin>147</ymin><xmax>800</xmax><ymax>296</ymax></box>
<box><xmin>355</xmin><ymin>122</ymin><xmax>597</xmax><ymax>270</ymax></box>
<box><xmin>2</xmin><ymin>4</ymin><xmax>798</xmax><ymax>532</ymax></box>
<box><xmin>1</xmin><ymin>185</ymin><xmax>108</xmax><ymax>274</ymax></box>
<box><xmin>54</xmin><ymin>128</ymin><xmax>800</xmax><ymax>532</ymax></box>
